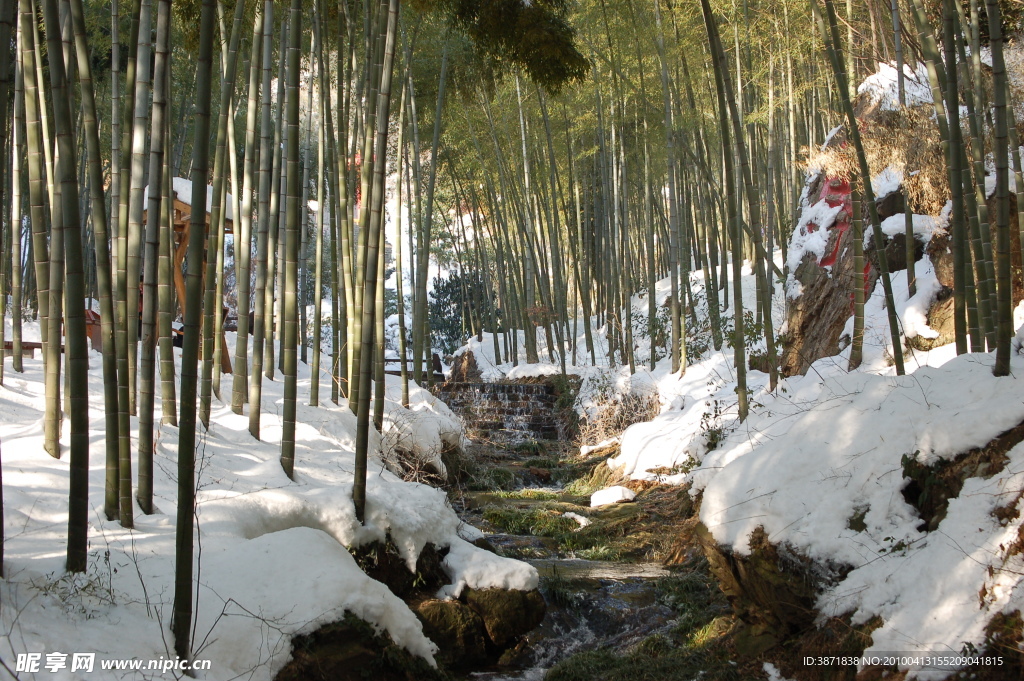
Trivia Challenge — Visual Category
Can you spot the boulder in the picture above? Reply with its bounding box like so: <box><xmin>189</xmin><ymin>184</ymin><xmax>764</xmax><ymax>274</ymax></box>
<box><xmin>274</xmin><ymin>614</ymin><xmax>445</xmax><ymax>681</ymax></box>
<box><xmin>463</xmin><ymin>587</ymin><xmax>547</xmax><ymax>649</ymax></box>
<box><xmin>590</xmin><ymin>485</ymin><xmax>636</xmax><ymax>507</ymax></box>
<box><xmin>781</xmin><ymin>173</ymin><xmax>908</xmax><ymax>376</ymax></box>
<box><xmin>695</xmin><ymin>523</ymin><xmax>837</xmax><ymax>644</ymax></box>
<box><xmin>413</xmin><ymin>599</ymin><xmax>489</xmax><ymax>668</ymax></box>
<box><xmin>448</xmin><ymin>351</ymin><xmax>483</xmax><ymax>383</ymax></box>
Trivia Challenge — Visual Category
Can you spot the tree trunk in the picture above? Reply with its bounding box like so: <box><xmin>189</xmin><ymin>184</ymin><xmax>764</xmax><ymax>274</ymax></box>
<box><xmin>137</xmin><ymin>0</ymin><xmax>170</xmax><ymax>515</ymax></box>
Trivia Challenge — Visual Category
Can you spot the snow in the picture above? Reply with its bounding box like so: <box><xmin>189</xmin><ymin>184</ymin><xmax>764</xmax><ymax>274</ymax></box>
<box><xmin>505</xmin><ymin>363</ymin><xmax>561</xmax><ymax>380</ymax></box>
<box><xmin>589</xmin><ymin>486</ymin><xmax>636</xmax><ymax>507</ymax></box>
<box><xmin>875</xmin><ymin>212</ymin><xmax>941</xmax><ymax>243</ymax></box>
<box><xmin>872</xmin><ymin>165</ymin><xmax>903</xmax><ymax>198</ymax></box>
<box><xmin>857</xmin><ymin>61</ymin><xmax>933</xmax><ymax>111</ymax></box>
<box><xmin>786</xmin><ymin>198</ymin><xmax>844</xmax><ymax>298</ymax></box>
<box><xmin>821</xmin><ymin>124</ymin><xmax>843</xmax><ymax>150</ymax></box>
<box><xmin>984</xmin><ymin>153</ymin><xmax>1023</xmax><ymax>197</ymax></box>
<box><xmin>579</xmin><ymin>436</ymin><xmax>619</xmax><ymax>456</ymax></box>
<box><xmin>597</xmin><ymin>258</ymin><xmax>1024</xmax><ymax>677</ymax></box>
<box><xmin>763</xmin><ymin>662</ymin><xmax>795</xmax><ymax>681</ymax></box>
<box><xmin>142</xmin><ymin>177</ymin><xmax>235</xmax><ymax>222</ymax></box>
<box><xmin>562</xmin><ymin>512</ymin><xmax>591</xmax><ymax>530</ymax></box>
<box><xmin>0</xmin><ymin>332</ymin><xmax>537</xmax><ymax>680</ymax></box>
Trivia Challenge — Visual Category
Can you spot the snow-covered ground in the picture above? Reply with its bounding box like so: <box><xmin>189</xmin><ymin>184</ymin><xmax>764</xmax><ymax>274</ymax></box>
<box><xmin>608</xmin><ymin>315</ymin><xmax>1024</xmax><ymax>678</ymax></box>
<box><xmin>596</xmin><ymin>221</ymin><xmax>1024</xmax><ymax>677</ymax></box>
<box><xmin>0</xmin><ymin>333</ymin><xmax>535</xmax><ymax>680</ymax></box>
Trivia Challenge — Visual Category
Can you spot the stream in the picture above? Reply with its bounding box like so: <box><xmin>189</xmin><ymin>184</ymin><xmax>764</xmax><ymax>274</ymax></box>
<box><xmin>450</xmin><ymin>442</ymin><xmax>690</xmax><ymax>681</ymax></box>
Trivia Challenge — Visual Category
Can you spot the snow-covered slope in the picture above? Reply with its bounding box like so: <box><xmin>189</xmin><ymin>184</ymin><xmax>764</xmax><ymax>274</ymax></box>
<box><xmin>601</xmin><ymin>263</ymin><xmax>1024</xmax><ymax>676</ymax></box>
<box><xmin>0</xmin><ymin>335</ymin><xmax>535</xmax><ymax>680</ymax></box>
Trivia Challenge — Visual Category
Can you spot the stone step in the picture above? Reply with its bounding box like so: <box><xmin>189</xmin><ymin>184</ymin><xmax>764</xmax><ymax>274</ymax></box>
<box><xmin>434</xmin><ymin>380</ymin><xmax>563</xmax><ymax>444</ymax></box>
<box><xmin>449</xmin><ymin>395</ymin><xmax>556</xmax><ymax>403</ymax></box>
<box><xmin>449</xmin><ymin>403</ymin><xmax>557</xmax><ymax>413</ymax></box>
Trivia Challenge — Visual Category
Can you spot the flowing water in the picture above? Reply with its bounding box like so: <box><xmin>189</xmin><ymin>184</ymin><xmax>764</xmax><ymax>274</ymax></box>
<box><xmin>434</xmin><ymin>381</ymin><xmax>715</xmax><ymax>680</ymax></box>
<box><xmin>435</xmin><ymin>382</ymin><xmax>564</xmax><ymax>444</ymax></box>
<box><xmin>455</xmin><ymin>529</ymin><xmax>681</xmax><ymax>681</ymax></box>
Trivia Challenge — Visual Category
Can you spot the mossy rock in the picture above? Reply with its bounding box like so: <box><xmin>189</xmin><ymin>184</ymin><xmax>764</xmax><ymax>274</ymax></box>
<box><xmin>901</xmin><ymin>419</ymin><xmax>1024</xmax><ymax>531</ymax></box>
<box><xmin>732</xmin><ymin>622</ymin><xmax>780</xmax><ymax>658</ymax></box>
<box><xmin>463</xmin><ymin>587</ymin><xmax>547</xmax><ymax>648</ymax></box>
<box><xmin>349</xmin><ymin>539</ymin><xmax>449</xmax><ymax>601</ymax></box>
<box><xmin>696</xmin><ymin>523</ymin><xmax>828</xmax><ymax>639</ymax></box>
<box><xmin>413</xmin><ymin>599</ymin><xmax>489</xmax><ymax>668</ymax></box>
<box><xmin>274</xmin><ymin>614</ymin><xmax>446</xmax><ymax>681</ymax></box>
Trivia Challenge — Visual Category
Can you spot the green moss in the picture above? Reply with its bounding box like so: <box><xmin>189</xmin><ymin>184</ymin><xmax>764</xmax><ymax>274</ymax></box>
<box><xmin>468</xmin><ymin>466</ymin><xmax>519</xmax><ymax>491</ymax></box>
<box><xmin>513</xmin><ymin>440</ymin><xmax>547</xmax><ymax>456</ymax></box>
<box><xmin>545</xmin><ymin>645</ymin><xmax>740</xmax><ymax>681</ymax></box>
<box><xmin>494</xmin><ymin>488</ymin><xmax>562</xmax><ymax>501</ymax></box>
<box><xmin>482</xmin><ymin>506</ymin><xmax>578</xmax><ymax>536</ymax></box>
<box><xmin>522</xmin><ymin>456</ymin><xmax>562</xmax><ymax>469</ymax></box>
<box><xmin>573</xmin><ymin>544</ymin><xmax>622</xmax><ymax>561</ymax></box>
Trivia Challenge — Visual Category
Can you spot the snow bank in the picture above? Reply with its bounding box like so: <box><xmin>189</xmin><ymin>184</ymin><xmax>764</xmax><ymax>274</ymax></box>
<box><xmin>857</xmin><ymin>61</ymin><xmax>933</xmax><ymax>111</ymax></box>
<box><xmin>0</xmin><ymin>333</ymin><xmax>536</xmax><ymax>680</ymax></box>
<box><xmin>875</xmin><ymin>212</ymin><xmax>941</xmax><ymax>243</ymax></box>
<box><xmin>695</xmin><ymin>353</ymin><xmax>1024</xmax><ymax>676</ymax></box>
<box><xmin>872</xmin><ymin>165</ymin><xmax>904</xmax><ymax>198</ymax></box>
<box><xmin>381</xmin><ymin>376</ymin><xmax>466</xmax><ymax>476</ymax></box>
<box><xmin>609</xmin><ymin>324</ymin><xmax>1024</xmax><ymax>674</ymax></box>
<box><xmin>591</xmin><ymin>210</ymin><xmax>1024</xmax><ymax>672</ymax></box>
<box><xmin>506</xmin><ymin>363</ymin><xmax>561</xmax><ymax>380</ymax></box>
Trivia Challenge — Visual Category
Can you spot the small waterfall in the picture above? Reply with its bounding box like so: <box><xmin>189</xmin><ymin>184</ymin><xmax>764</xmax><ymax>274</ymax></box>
<box><xmin>435</xmin><ymin>382</ymin><xmax>561</xmax><ymax>444</ymax></box>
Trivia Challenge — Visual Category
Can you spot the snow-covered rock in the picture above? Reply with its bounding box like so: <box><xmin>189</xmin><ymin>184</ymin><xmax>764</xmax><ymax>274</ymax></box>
<box><xmin>590</xmin><ymin>486</ymin><xmax>636</xmax><ymax>507</ymax></box>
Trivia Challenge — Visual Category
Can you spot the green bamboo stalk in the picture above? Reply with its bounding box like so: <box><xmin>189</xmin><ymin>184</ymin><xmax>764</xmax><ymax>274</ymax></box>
<box><xmin>201</xmin><ymin>0</ymin><xmax>245</xmax><ymax>426</ymax></box>
<box><xmin>10</xmin><ymin>24</ymin><xmax>22</xmax><ymax>378</ymax></box>
<box><xmin>173</xmin><ymin>0</ymin><xmax>215</xmax><ymax>657</ymax></box>
<box><xmin>850</xmin><ymin>185</ymin><xmax>865</xmax><ymax>369</ymax></box>
<box><xmin>413</xmin><ymin>44</ymin><xmax>448</xmax><ymax>382</ymax></box>
<box><xmin>19</xmin><ymin>0</ymin><xmax>47</xmax><ymax>361</ymax></box>
<box><xmin>299</xmin><ymin>96</ymin><xmax>313</xmax><ymax>367</ymax></box>
<box><xmin>1005</xmin><ymin>87</ymin><xmax>1024</xmax><ymax>269</ymax></box>
<box><xmin>231</xmin><ymin>4</ymin><xmax>263</xmax><ymax>415</ymax></box>
<box><xmin>40</xmin><ymin>0</ymin><xmax>89</xmax><ymax>572</ymax></box>
<box><xmin>280</xmin><ymin>0</ymin><xmax>302</xmax><ymax>478</ymax></box>
<box><xmin>137</xmin><ymin>0</ymin><xmax>171</xmax><ymax>515</ymax></box>
<box><xmin>354</xmin><ymin>0</ymin><xmax>399</xmax><ymax>522</ymax></box>
<box><xmin>986</xmin><ymin>0</ymin><xmax>1012</xmax><ymax>375</ymax></box>
<box><xmin>395</xmin><ymin>80</ymin><xmax>410</xmax><ymax>407</ymax></box>
<box><xmin>158</xmin><ymin>116</ymin><xmax>177</xmax><ymax>426</ymax></box>
<box><xmin>263</xmin><ymin>29</ymin><xmax>287</xmax><ymax>383</ymax></box>
<box><xmin>700</xmin><ymin>0</ymin><xmax>747</xmax><ymax>419</ymax></box>
<box><xmin>310</xmin><ymin>14</ymin><xmax>325</xmax><ymax>408</ymax></box>
<box><xmin>69</xmin><ymin>0</ymin><xmax>119</xmax><ymax>518</ymax></box>
<box><xmin>249</xmin><ymin>0</ymin><xmax>275</xmax><ymax>437</ymax></box>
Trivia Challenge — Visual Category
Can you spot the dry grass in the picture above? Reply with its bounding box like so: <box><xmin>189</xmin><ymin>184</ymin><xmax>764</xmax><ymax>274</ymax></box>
<box><xmin>805</xmin><ymin>105</ymin><xmax>947</xmax><ymax>214</ymax></box>
<box><xmin>576</xmin><ymin>392</ymin><xmax>661</xmax><ymax>450</ymax></box>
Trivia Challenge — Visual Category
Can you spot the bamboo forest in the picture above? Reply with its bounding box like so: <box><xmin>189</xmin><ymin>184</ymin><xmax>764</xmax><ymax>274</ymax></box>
<box><xmin>1</xmin><ymin>0</ymin><xmax>1024</xmax><ymax>678</ymax></box>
